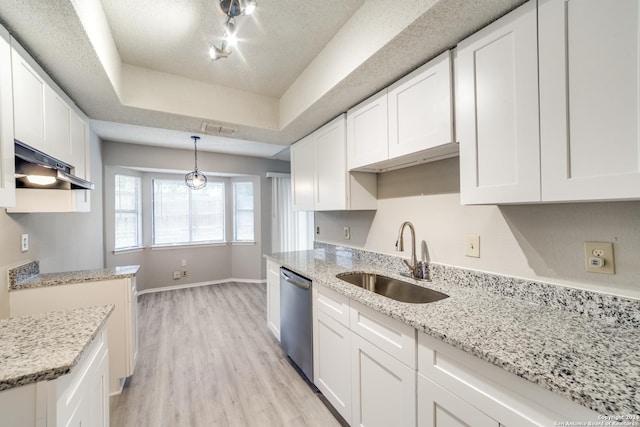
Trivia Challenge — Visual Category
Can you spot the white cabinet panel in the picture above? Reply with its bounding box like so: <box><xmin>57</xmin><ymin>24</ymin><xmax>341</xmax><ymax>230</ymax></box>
<box><xmin>314</xmin><ymin>309</ymin><xmax>351</xmax><ymax>424</ymax></box>
<box><xmin>12</xmin><ymin>46</ymin><xmax>45</xmax><ymax>152</ymax></box>
<box><xmin>388</xmin><ymin>51</ymin><xmax>455</xmax><ymax>159</ymax></box>
<box><xmin>539</xmin><ymin>0</ymin><xmax>640</xmax><ymax>201</ymax></box>
<box><xmin>350</xmin><ymin>299</ymin><xmax>416</xmax><ymax>368</ymax></box>
<box><xmin>347</xmin><ymin>89</ymin><xmax>389</xmax><ymax>170</ymax></box>
<box><xmin>418</xmin><ymin>375</ymin><xmax>498</xmax><ymax>427</ymax></box>
<box><xmin>44</xmin><ymin>85</ymin><xmax>71</xmax><ymax>162</ymax></box>
<box><xmin>351</xmin><ymin>331</ymin><xmax>416</xmax><ymax>427</ymax></box>
<box><xmin>0</xmin><ymin>27</ymin><xmax>14</xmax><ymax>208</ymax></box>
<box><xmin>315</xmin><ymin>116</ymin><xmax>347</xmax><ymax>210</ymax></box>
<box><xmin>457</xmin><ymin>0</ymin><xmax>540</xmax><ymax>204</ymax></box>
<box><xmin>291</xmin><ymin>134</ymin><xmax>315</xmax><ymax>211</ymax></box>
<box><xmin>266</xmin><ymin>259</ymin><xmax>281</xmax><ymax>340</ymax></box>
<box><xmin>127</xmin><ymin>277</ymin><xmax>139</xmax><ymax>376</ymax></box>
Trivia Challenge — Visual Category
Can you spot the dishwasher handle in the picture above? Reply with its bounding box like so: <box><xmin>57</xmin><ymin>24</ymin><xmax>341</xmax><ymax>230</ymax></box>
<box><xmin>281</xmin><ymin>269</ymin><xmax>311</xmax><ymax>290</ymax></box>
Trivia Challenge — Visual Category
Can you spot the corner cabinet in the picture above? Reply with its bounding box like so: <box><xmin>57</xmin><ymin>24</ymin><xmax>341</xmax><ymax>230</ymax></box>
<box><xmin>0</xmin><ymin>25</ymin><xmax>15</xmax><ymax>208</ymax></box>
<box><xmin>458</xmin><ymin>0</ymin><xmax>640</xmax><ymax>204</ymax></box>
<box><xmin>347</xmin><ymin>51</ymin><xmax>458</xmax><ymax>173</ymax></box>
<box><xmin>10</xmin><ymin>276</ymin><xmax>139</xmax><ymax>395</ymax></box>
<box><xmin>292</xmin><ymin>115</ymin><xmax>377</xmax><ymax>211</ymax></box>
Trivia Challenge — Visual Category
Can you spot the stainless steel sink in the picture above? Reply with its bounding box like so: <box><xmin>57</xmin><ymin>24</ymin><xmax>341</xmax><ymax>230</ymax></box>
<box><xmin>336</xmin><ymin>272</ymin><xmax>449</xmax><ymax>304</ymax></box>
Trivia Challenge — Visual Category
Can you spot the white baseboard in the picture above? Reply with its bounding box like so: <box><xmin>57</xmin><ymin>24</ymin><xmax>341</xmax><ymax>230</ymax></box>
<box><xmin>109</xmin><ymin>377</ymin><xmax>125</xmax><ymax>397</ymax></box>
<box><xmin>137</xmin><ymin>278</ymin><xmax>267</xmax><ymax>296</ymax></box>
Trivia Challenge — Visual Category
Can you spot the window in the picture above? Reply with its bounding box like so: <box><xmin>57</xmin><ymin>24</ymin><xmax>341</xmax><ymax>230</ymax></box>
<box><xmin>115</xmin><ymin>174</ymin><xmax>142</xmax><ymax>249</ymax></box>
<box><xmin>233</xmin><ymin>181</ymin><xmax>254</xmax><ymax>241</ymax></box>
<box><xmin>153</xmin><ymin>179</ymin><xmax>225</xmax><ymax>245</ymax></box>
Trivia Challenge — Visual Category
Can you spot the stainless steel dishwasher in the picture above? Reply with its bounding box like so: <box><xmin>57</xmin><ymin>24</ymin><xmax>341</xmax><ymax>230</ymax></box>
<box><xmin>279</xmin><ymin>267</ymin><xmax>313</xmax><ymax>384</ymax></box>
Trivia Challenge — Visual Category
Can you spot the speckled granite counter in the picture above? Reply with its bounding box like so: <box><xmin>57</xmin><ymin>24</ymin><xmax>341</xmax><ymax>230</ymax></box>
<box><xmin>0</xmin><ymin>305</ymin><xmax>114</xmax><ymax>391</ymax></box>
<box><xmin>266</xmin><ymin>245</ymin><xmax>640</xmax><ymax>416</ymax></box>
<box><xmin>8</xmin><ymin>261</ymin><xmax>139</xmax><ymax>291</ymax></box>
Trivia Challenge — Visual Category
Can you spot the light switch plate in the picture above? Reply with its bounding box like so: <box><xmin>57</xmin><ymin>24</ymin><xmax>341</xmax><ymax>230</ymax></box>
<box><xmin>584</xmin><ymin>242</ymin><xmax>615</xmax><ymax>274</ymax></box>
<box><xmin>465</xmin><ymin>235</ymin><xmax>480</xmax><ymax>258</ymax></box>
<box><xmin>21</xmin><ymin>234</ymin><xmax>28</xmax><ymax>252</ymax></box>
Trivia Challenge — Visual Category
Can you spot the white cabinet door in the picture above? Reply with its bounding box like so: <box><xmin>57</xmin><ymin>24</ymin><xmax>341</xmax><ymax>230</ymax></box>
<box><xmin>315</xmin><ymin>115</ymin><xmax>347</xmax><ymax>210</ymax></box>
<box><xmin>11</xmin><ymin>46</ymin><xmax>46</xmax><ymax>153</ymax></box>
<box><xmin>457</xmin><ymin>0</ymin><xmax>540</xmax><ymax>205</ymax></box>
<box><xmin>44</xmin><ymin>85</ymin><xmax>71</xmax><ymax>162</ymax></box>
<box><xmin>347</xmin><ymin>89</ymin><xmax>389</xmax><ymax>170</ymax></box>
<box><xmin>291</xmin><ymin>134</ymin><xmax>315</xmax><ymax>211</ymax></box>
<box><xmin>266</xmin><ymin>259</ymin><xmax>281</xmax><ymax>340</ymax></box>
<box><xmin>314</xmin><ymin>309</ymin><xmax>351</xmax><ymax>424</ymax></box>
<box><xmin>0</xmin><ymin>27</ymin><xmax>14</xmax><ymax>208</ymax></box>
<box><xmin>351</xmin><ymin>332</ymin><xmax>416</xmax><ymax>427</ymax></box>
<box><xmin>418</xmin><ymin>375</ymin><xmax>498</xmax><ymax>427</ymax></box>
<box><xmin>70</xmin><ymin>110</ymin><xmax>91</xmax><ymax>212</ymax></box>
<box><xmin>388</xmin><ymin>51</ymin><xmax>454</xmax><ymax>160</ymax></box>
<box><xmin>539</xmin><ymin>0</ymin><xmax>640</xmax><ymax>201</ymax></box>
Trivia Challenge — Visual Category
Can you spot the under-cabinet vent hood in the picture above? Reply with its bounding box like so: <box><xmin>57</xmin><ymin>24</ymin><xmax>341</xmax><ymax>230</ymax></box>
<box><xmin>14</xmin><ymin>140</ymin><xmax>94</xmax><ymax>190</ymax></box>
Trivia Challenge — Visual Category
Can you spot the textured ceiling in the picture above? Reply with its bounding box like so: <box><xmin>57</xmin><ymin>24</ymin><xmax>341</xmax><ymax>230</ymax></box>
<box><xmin>0</xmin><ymin>0</ymin><xmax>527</xmax><ymax>158</ymax></box>
<box><xmin>101</xmin><ymin>0</ymin><xmax>364</xmax><ymax>98</ymax></box>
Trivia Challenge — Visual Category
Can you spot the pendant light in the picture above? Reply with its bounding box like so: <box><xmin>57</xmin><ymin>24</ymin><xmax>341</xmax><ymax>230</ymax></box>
<box><xmin>185</xmin><ymin>136</ymin><xmax>207</xmax><ymax>190</ymax></box>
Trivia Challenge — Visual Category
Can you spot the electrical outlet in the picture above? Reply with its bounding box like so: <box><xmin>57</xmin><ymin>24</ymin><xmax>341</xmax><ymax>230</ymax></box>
<box><xmin>182</xmin><ymin>270</ymin><xmax>188</xmax><ymax>277</ymax></box>
<box><xmin>20</xmin><ymin>234</ymin><xmax>28</xmax><ymax>253</ymax></box>
<box><xmin>584</xmin><ymin>242</ymin><xmax>615</xmax><ymax>274</ymax></box>
<box><xmin>316</xmin><ymin>226</ymin><xmax>320</xmax><ymax>235</ymax></box>
<box><xmin>173</xmin><ymin>271</ymin><xmax>181</xmax><ymax>279</ymax></box>
<box><xmin>465</xmin><ymin>235</ymin><xmax>480</xmax><ymax>258</ymax></box>
<box><xmin>344</xmin><ymin>226</ymin><xmax>350</xmax><ymax>240</ymax></box>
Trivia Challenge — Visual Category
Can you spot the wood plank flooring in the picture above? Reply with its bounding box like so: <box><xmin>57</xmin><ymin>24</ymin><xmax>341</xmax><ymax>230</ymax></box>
<box><xmin>110</xmin><ymin>282</ymin><xmax>341</xmax><ymax>427</ymax></box>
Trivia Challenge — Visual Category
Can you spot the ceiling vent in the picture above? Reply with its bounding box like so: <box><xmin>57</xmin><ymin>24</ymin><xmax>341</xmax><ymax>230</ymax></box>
<box><xmin>200</xmin><ymin>122</ymin><xmax>236</xmax><ymax>137</ymax></box>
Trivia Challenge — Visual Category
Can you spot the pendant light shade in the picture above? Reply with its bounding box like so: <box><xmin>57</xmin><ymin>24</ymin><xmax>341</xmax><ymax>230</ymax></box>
<box><xmin>185</xmin><ymin>136</ymin><xmax>207</xmax><ymax>190</ymax></box>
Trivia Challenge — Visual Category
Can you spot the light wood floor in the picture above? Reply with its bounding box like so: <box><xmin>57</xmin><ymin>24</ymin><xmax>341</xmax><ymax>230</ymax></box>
<box><xmin>110</xmin><ymin>282</ymin><xmax>341</xmax><ymax>427</ymax></box>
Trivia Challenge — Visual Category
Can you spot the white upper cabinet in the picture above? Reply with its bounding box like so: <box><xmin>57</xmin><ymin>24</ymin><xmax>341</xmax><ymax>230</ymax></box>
<box><xmin>538</xmin><ymin>0</ymin><xmax>640</xmax><ymax>201</ymax></box>
<box><xmin>347</xmin><ymin>51</ymin><xmax>458</xmax><ymax>173</ymax></box>
<box><xmin>12</xmin><ymin>46</ymin><xmax>46</xmax><ymax>153</ymax></box>
<box><xmin>44</xmin><ymin>85</ymin><xmax>71</xmax><ymax>162</ymax></box>
<box><xmin>346</xmin><ymin>89</ymin><xmax>389</xmax><ymax>170</ymax></box>
<box><xmin>291</xmin><ymin>133</ymin><xmax>315</xmax><ymax>211</ymax></box>
<box><xmin>0</xmin><ymin>26</ymin><xmax>15</xmax><ymax>208</ymax></box>
<box><xmin>315</xmin><ymin>116</ymin><xmax>348</xmax><ymax>210</ymax></box>
<box><xmin>388</xmin><ymin>50</ymin><xmax>455</xmax><ymax>159</ymax></box>
<box><xmin>457</xmin><ymin>0</ymin><xmax>540</xmax><ymax>205</ymax></box>
<box><xmin>292</xmin><ymin>115</ymin><xmax>377</xmax><ymax>211</ymax></box>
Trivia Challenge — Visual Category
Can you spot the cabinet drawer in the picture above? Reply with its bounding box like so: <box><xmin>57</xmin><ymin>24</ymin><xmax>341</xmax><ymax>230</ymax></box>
<box><xmin>315</xmin><ymin>283</ymin><xmax>350</xmax><ymax>327</ymax></box>
<box><xmin>350</xmin><ymin>300</ymin><xmax>416</xmax><ymax>368</ymax></box>
<box><xmin>418</xmin><ymin>332</ymin><xmax>599</xmax><ymax>426</ymax></box>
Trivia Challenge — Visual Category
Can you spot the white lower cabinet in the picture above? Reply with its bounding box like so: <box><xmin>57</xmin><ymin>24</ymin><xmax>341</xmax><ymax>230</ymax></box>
<box><xmin>0</xmin><ymin>326</ymin><xmax>109</xmax><ymax>427</ymax></box>
<box><xmin>351</xmin><ymin>332</ymin><xmax>416</xmax><ymax>427</ymax></box>
<box><xmin>313</xmin><ymin>284</ymin><xmax>352</xmax><ymax>423</ymax></box>
<box><xmin>418</xmin><ymin>375</ymin><xmax>497</xmax><ymax>427</ymax></box>
<box><xmin>266</xmin><ymin>259</ymin><xmax>281</xmax><ymax>340</ymax></box>
<box><xmin>10</xmin><ymin>277</ymin><xmax>138</xmax><ymax>395</ymax></box>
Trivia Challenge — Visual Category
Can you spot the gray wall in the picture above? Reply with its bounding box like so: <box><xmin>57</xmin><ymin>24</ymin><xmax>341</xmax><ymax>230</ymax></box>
<box><xmin>315</xmin><ymin>158</ymin><xmax>640</xmax><ymax>299</ymax></box>
<box><xmin>0</xmin><ymin>130</ymin><xmax>105</xmax><ymax>318</ymax></box>
<box><xmin>102</xmin><ymin>141</ymin><xmax>289</xmax><ymax>291</ymax></box>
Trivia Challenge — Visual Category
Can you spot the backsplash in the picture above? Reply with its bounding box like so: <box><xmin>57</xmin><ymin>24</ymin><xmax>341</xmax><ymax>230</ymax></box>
<box><xmin>7</xmin><ymin>261</ymin><xmax>39</xmax><ymax>288</ymax></box>
<box><xmin>314</xmin><ymin>242</ymin><xmax>640</xmax><ymax>327</ymax></box>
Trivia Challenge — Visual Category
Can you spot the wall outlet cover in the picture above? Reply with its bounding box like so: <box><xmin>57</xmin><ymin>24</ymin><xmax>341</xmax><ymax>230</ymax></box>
<box><xmin>20</xmin><ymin>234</ymin><xmax>28</xmax><ymax>253</ymax></box>
<box><xmin>173</xmin><ymin>271</ymin><xmax>181</xmax><ymax>279</ymax></box>
<box><xmin>344</xmin><ymin>226</ymin><xmax>350</xmax><ymax>240</ymax></box>
<box><xmin>465</xmin><ymin>235</ymin><xmax>480</xmax><ymax>258</ymax></box>
<box><xmin>584</xmin><ymin>242</ymin><xmax>615</xmax><ymax>274</ymax></box>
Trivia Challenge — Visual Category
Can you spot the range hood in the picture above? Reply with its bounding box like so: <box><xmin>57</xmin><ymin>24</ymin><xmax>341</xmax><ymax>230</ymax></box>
<box><xmin>14</xmin><ymin>140</ymin><xmax>94</xmax><ymax>190</ymax></box>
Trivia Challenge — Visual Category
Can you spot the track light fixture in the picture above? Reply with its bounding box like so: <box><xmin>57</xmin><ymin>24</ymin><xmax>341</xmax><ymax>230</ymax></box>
<box><xmin>209</xmin><ymin>0</ymin><xmax>257</xmax><ymax>61</ymax></box>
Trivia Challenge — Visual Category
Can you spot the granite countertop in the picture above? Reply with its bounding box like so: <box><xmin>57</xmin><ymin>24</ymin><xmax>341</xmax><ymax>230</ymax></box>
<box><xmin>0</xmin><ymin>305</ymin><xmax>114</xmax><ymax>392</ymax></box>
<box><xmin>266</xmin><ymin>249</ymin><xmax>640</xmax><ymax>416</ymax></box>
<box><xmin>9</xmin><ymin>262</ymin><xmax>140</xmax><ymax>291</ymax></box>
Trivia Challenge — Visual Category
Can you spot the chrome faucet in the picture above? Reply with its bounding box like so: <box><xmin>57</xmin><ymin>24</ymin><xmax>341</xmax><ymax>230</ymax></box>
<box><xmin>396</xmin><ymin>221</ymin><xmax>419</xmax><ymax>279</ymax></box>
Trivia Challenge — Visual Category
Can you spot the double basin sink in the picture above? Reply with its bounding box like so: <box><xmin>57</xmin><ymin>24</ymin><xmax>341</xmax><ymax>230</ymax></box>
<box><xmin>336</xmin><ymin>272</ymin><xmax>448</xmax><ymax>304</ymax></box>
